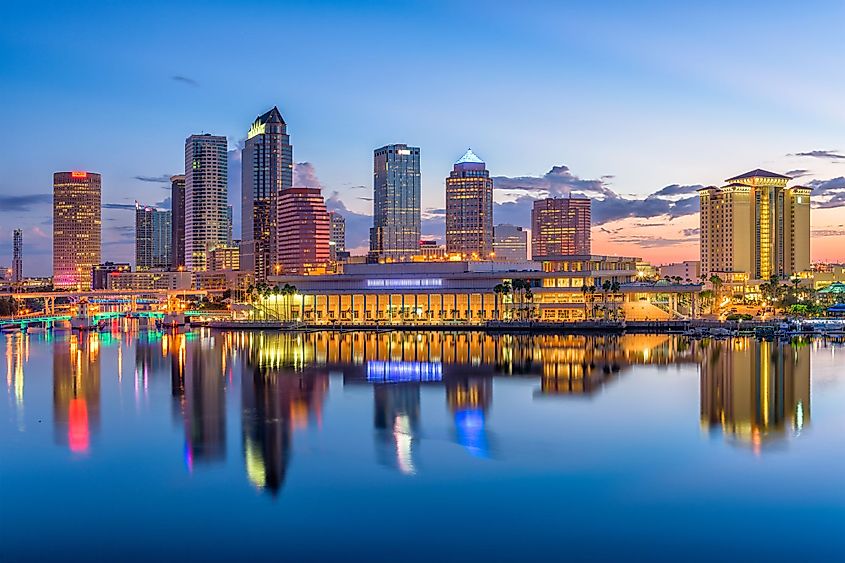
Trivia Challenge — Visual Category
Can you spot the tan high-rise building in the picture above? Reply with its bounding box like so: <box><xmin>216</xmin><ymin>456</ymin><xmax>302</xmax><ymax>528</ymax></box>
<box><xmin>445</xmin><ymin>149</ymin><xmax>494</xmax><ymax>259</ymax></box>
<box><xmin>531</xmin><ymin>196</ymin><xmax>591</xmax><ymax>259</ymax></box>
<box><xmin>699</xmin><ymin>169</ymin><xmax>810</xmax><ymax>281</ymax></box>
<box><xmin>53</xmin><ymin>171</ymin><xmax>102</xmax><ymax>290</ymax></box>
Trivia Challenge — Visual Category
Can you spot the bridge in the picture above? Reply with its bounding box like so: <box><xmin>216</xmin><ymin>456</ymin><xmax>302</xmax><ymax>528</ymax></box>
<box><xmin>0</xmin><ymin>289</ymin><xmax>211</xmax><ymax>326</ymax></box>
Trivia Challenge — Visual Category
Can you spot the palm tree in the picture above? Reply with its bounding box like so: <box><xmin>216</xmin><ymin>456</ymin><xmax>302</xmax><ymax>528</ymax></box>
<box><xmin>580</xmin><ymin>284</ymin><xmax>590</xmax><ymax>320</ymax></box>
<box><xmin>610</xmin><ymin>280</ymin><xmax>621</xmax><ymax>320</ymax></box>
<box><xmin>493</xmin><ymin>283</ymin><xmax>508</xmax><ymax>320</ymax></box>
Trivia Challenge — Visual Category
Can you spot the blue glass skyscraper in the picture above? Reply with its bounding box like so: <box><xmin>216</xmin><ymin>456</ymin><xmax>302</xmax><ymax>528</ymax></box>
<box><xmin>370</xmin><ymin>144</ymin><xmax>421</xmax><ymax>261</ymax></box>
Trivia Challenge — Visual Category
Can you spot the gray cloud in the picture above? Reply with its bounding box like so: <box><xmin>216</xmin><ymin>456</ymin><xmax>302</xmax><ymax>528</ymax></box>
<box><xmin>807</xmin><ymin>176</ymin><xmax>845</xmax><ymax>209</ymax></box>
<box><xmin>812</xmin><ymin>228</ymin><xmax>845</xmax><ymax>237</ymax></box>
<box><xmin>493</xmin><ymin>165</ymin><xmax>702</xmax><ymax>225</ymax></box>
<box><xmin>0</xmin><ymin>193</ymin><xmax>52</xmax><ymax>212</ymax></box>
<box><xmin>134</xmin><ymin>174</ymin><xmax>172</xmax><ymax>184</ymax></box>
<box><xmin>785</xmin><ymin>169</ymin><xmax>811</xmax><ymax>179</ymax></box>
<box><xmin>103</xmin><ymin>203</ymin><xmax>136</xmax><ymax>210</ymax></box>
<box><xmin>171</xmin><ymin>75</ymin><xmax>199</xmax><ymax>87</ymax></box>
<box><xmin>790</xmin><ymin>150</ymin><xmax>845</xmax><ymax>161</ymax></box>
<box><xmin>325</xmin><ymin>191</ymin><xmax>370</xmax><ymax>250</ymax></box>
<box><xmin>683</xmin><ymin>228</ymin><xmax>700</xmax><ymax>237</ymax></box>
<box><xmin>294</xmin><ymin>162</ymin><xmax>322</xmax><ymax>188</ymax></box>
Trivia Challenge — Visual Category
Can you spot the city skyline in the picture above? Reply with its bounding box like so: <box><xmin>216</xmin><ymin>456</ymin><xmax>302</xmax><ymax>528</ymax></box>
<box><xmin>4</xmin><ymin>2</ymin><xmax>845</xmax><ymax>273</ymax></box>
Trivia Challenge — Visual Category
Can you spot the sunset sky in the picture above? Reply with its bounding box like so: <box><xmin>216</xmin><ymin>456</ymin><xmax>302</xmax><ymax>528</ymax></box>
<box><xmin>2</xmin><ymin>0</ymin><xmax>845</xmax><ymax>274</ymax></box>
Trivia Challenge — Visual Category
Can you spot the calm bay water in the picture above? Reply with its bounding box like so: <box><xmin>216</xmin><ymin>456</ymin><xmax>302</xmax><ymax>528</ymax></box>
<box><xmin>2</xmin><ymin>329</ymin><xmax>844</xmax><ymax>561</ymax></box>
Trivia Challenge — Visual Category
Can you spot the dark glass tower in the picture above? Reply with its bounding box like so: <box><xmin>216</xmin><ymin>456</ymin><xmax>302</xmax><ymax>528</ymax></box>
<box><xmin>170</xmin><ymin>174</ymin><xmax>185</xmax><ymax>270</ymax></box>
<box><xmin>370</xmin><ymin>144</ymin><xmax>420</xmax><ymax>261</ymax></box>
<box><xmin>241</xmin><ymin>107</ymin><xmax>292</xmax><ymax>281</ymax></box>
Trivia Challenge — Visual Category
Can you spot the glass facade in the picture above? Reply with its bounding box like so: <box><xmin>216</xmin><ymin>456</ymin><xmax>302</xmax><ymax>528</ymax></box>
<box><xmin>170</xmin><ymin>175</ymin><xmax>185</xmax><ymax>271</ymax></box>
<box><xmin>370</xmin><ymin>144</ymin><xmax>421</xmax><ymax>260</ymax></box>
<box><xmin>242</xmin><ymin>107</ymin><xmax>292</xmax><ymax>282</ymax></box>
<box><xmin>135</xmin><ymin>204</ymin><xmax>172</xmax><ymax>270</ymax></box>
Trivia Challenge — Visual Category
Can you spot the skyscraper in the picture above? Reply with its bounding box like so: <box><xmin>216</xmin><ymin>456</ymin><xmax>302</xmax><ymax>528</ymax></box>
<box><xmin>699</xmin><ymin>169</ymin><xmax>811</xmax><ymax>280</ymax></box>
<box><xmin>170</xmin><ymin>174</ymin><xmax>186</xmax><ymax>271</ymax></box>
<box><xmin>370</xmin><ymin>144</ymin><xmax>420</xmax><ymax>261</ymax></box>
<box><xmin>276</xmin><ymin>188</ymin><xmax>330</xmax><ymax>274</ymax></box>
<box><xmin>12</xmin><ymin>229</ymin><xmax>22</xmax><ymax>283</ymax></box>
<box><xmin>226</xmin><ymin>205</ymin><xmax>234</xmax><ymax>247</ymax></box>
<box><xmin>53</xmin><ymin>171</ymin><xmax>102</xmax><ymax>290</ymax></box>
<box><xmin>493</xmin><ymin>224</ymin><xmax>529</xmax><ymax>262</ymax></box>
<box><xmin>328</xmin><ymin>211</ymin><xmax>345</xmax><ymax>261</ymax></box>
<box><xmin>446</xmin><ymin>149</ymin><xmax>494</xmax><ymax>259</ymax></box>
<box><xmin>185</xmin><ymin>134</ymin><xmax>228</xmax><ymax>272</ymax></box>
<box><xmin>531</xmin><ymin>196</ymin><xmax>591</xmax><ymax>259</ymax></box>
<box><xmin>241</xmin><ymin>107</ymin><xmax>292</xmax><ymax>282</ymax></box>
<box><xmin>135</xmin><ymin>203</ymin><xmax>172</xmax><ymax>270</ymax></box>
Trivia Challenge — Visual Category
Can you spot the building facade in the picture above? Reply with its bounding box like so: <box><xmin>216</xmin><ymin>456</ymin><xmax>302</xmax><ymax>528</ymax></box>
<box><xmin>531</xmin><ymin>196</ymin><xmax>591</xmax><ymax>259</ymax></box>
<box><xmin>241</xmin><ymin>107</ymin><xmax>292</xmax><ymax>283</ymax></box>
<box><xmin>53</xmin><ymin>171</ymin><xmax>102</xmax><ymax>290</ymax></box>
<box><xmin>91</xmin><ymin>261</ymin><xmax>130</xmax><ymax>290</ymax></box>
<box><xmin>658</xmin><ymin>261</ymin><xmax>700</xmax><ymax>282</ymax></box>
<box><xmin>207</xmin><ymin>245</ymin><xmax>240</xmax><ymax>271</ymax></box>
<box><xmin>370</xmin><ymin>144</ymin><xmax>421</xmax><ymax>261</ymax></box>
<box><xmin>135</xmin><ymin>204</ymin><xmax>172</xmax><ymax>270</ymax></box>
<box><xmin>277</xmin><ymin>187</ymin><xmax>330</xmax><ymax>274</ymax></box>
<box><xmin>12</xmin><ymin>229</ymin><xmax>22</xmax><ymax>283</ymax></box>
<box><xmin>328</xmin><ymin>211</ymin><xmax>346</xmax><ymax>262</ymax></box>
<box><xmin>699</xmin><ymin>169</ymin><xmax>811</xmax><ymax>280</ymax></box>
<box><xmin>185</xmin><ymin>134</ymin><xmax>228</xmax><ymax>272</ymax></box>
<box><xmin>106</xmin><ymin>270</ymin><xmax>192</xmax><ymax>291</ymax></box>
<box><xmin>170</xmin><ymin>174</ymin><xmax>186</xmax><ymax>271</ymax></box>
<box><xmin>445</xmin><ymin>149</ymin><xmax>494</xmax><ymax>259</ymax></box>
<box><xmin>493</xmin><ymin>224</ymin><xmax>529</xmax><ymax>262</ymax></box>
<box><xmin>261</xmin><ymin>258</ymin><xmax>698</xmax><ymax>324</ymax></box>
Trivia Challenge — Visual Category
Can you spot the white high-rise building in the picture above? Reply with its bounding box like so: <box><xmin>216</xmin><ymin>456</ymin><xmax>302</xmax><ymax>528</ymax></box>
<box><xmin>185</xmin><ymin>134</ymin><xmax>228</xmax><ymax>272</ymax></box>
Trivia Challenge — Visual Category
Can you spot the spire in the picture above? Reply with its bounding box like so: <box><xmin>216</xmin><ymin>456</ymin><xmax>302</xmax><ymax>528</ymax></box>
<box><xmin>456</xmin><ymin>148</ymin><xmax>484</xmax><ymax>165</ymax></box>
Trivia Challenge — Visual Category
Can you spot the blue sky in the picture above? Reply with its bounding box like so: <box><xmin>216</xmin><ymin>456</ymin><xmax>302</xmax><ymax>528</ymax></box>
<box><xmin>3</xmin><ymin>0</ymin><xmax>845</xmax><ymax>273</ymax></box>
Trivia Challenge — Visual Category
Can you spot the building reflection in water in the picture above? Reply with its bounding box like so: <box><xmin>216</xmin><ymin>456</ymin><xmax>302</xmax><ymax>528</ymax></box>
<box><xmin>53</xmin><ymin>333</ymin><xmax>101</xmax><ymax>453</ymax></box>
<box><xmin>5</xmin><ymin>332</ymin><xmax>27</xmax><ymax>428</ymax></box>
<box><xmin>183</xmin><ymin>333</ymin><xmax>227</xmax><ymax>468</ymax></box>
<box><xmin>242</xmin><ymin>333</ymin><xmax>328</xmax><ymax>496</ymax></box>
<box><xmin>447</xmin><ymin>377</ymin><xmax>492</xmax><ymax>457</ymax></box>
<box><xmin>700</xmin><ymin>338</ymin><xmax>810</xmax><ymax>453</ymax></box>
<box><xmin>374</xmin><ymin>383</ymin><xmax>420</xmax><ymax>475</ymax></box>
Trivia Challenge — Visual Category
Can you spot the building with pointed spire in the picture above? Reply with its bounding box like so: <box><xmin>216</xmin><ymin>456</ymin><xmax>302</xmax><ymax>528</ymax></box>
<box><xmin>241</xmin><ymin>106</ymin><xmax>292</xmax><ymax>282</ymax></box>
<box><xmin>446</xmin><ymin>149</ymin><xmax>494</xmax><ymax>259</ymax></box>
<box><xmin>699</xmin><ymin>169</ymin><xmax>810</xmax><ymax>282</ymax></box>
<box><xmin>370</xmin><ymin>144</ymin><xmax>421</xmax><ymax>261</ymax></box>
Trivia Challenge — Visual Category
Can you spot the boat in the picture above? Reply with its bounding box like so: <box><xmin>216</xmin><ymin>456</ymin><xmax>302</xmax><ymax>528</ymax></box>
<box><xmin>1</xmin><ymin>324</ymin><xmax>20</xmax><ymax>333</ymax></box>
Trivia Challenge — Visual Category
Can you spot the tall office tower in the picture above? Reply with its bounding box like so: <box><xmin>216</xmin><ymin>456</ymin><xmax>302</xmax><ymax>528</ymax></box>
<box><xmin>135</xmin><ymin>203</ymin><xmax>172</xmax><ymax>270</ymax></box>
<box><xmin>170</xmin><ymin>174</ymin><xmax>186</xmax><ymax>270</ymax></box>
<box><xmin>226</xmin><ymin>205</ymin><xmax>234</xmax><ymax>247</ymax></box>
<box><xmin>185</xmin><ymin>134</ymin><xmax>228</xmax><ymax>272</ymax></box>
<box><xmin>276</xmin><ymin>188</ymin><xmax>330</xmax><ymax>274</ymax></box>
<box><xmin>699</xmin><ymin>169</ymin><xmax>811</xmax><ymax>280</ymax></box>
<box><xmin>445</xmin><ymin>149</ymin><xmax>494</xmax><ymax>259</ymax></box>
<box><xmin>328</xmin><ymin>211</ymin><xmax>345</xmax><ymax>261</ymax></box>
<box><xmin>370</xmin><ymin>144</ymin><xmax>421</xmax><ymax>261</ymax></box>
<box><xmin>531</xmin><ymin>196</ymin><xmax>591</xmax><ymax>259</ymax></box>
<box><xmin>241</xmin><ymin>107</ymin><xmax>292</xmax><ymax>282</ymax></box>
<box><xmin>53</xmin><ymin>171</ymin><xmax>102</xmax><ymax>290</ymax></box>
<box><xmin>12</xmin><ymin>229</ymin><xmax>22</xmax><ymax>282</ymax></box>
<box><xmin>493</xmin><ymin>224</ymin><xmax>528</xmax><ymax>262</ymax></box>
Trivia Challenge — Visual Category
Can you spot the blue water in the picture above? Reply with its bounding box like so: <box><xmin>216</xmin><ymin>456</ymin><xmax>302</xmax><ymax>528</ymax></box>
<box><xmin>2</xmin><ymin>330</ymin><xmax>844</xmax><ymax>561</ymax></box>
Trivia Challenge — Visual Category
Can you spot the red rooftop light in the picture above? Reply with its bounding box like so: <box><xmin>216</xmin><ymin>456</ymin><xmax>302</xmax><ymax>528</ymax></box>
<box><xmin>71</xmin><ymin>171</ymin><xmax>88</xmax><ymax>178</ymax></box>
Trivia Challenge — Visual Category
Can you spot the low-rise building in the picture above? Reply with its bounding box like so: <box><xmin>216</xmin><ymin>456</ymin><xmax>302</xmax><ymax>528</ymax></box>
<box><xmin>207</xmin><ymin>245</ymin><xmax>240</xmax><ymax>271</ymax></box>
<box><xmin>194</xmin><ymin>270</ymin><xmax>253</xmax><ymax>292</ymax></box>
<box><xmin>106</xmin><ymin>271</ymin><xmax>192</xmax><ymax>291</ymax></box>
<box><xmin>258</xmin><ymin>257</ymin><xmax>699</xmax><ymax>323</ymax></box>
<box><xmin>92</xmin><ymin>261</ymin><xmax>130</xmax><ymax>290</ymax></box>
<box><xmin>659</xmin><ymin>261</ymin><xmax>700</xmax><ymax>282</ymax></box>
